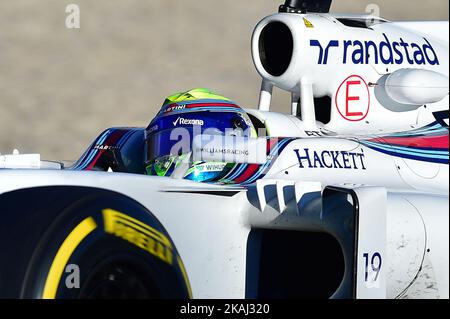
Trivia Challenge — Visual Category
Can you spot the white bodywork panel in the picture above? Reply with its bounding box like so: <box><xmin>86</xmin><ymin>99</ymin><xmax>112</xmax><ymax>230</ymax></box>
<box><xmin>252</xmin><ymin>13</ymin><xmax>449</xmax><ymax>134</ymax></box>
<box><xmin>392</xmin><ymin>21</ymin><xmax>449</xmax><ymax>46</ymax></box>
<box><xmin>0</xmin><ymin>170</ymin><xmax>448</xmax><ymax>299</ymax></box>
<box><xmin>0</xmin><ymin>7</ymin><xmax>448</xmax><ymax>300</ymax></box>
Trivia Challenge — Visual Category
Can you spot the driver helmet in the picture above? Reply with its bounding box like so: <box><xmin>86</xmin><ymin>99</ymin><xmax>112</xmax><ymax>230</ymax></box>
<box><xmin>145</xmin><ymin>88</ymin><xmax>256</xmax><ymax>183</ymax></box>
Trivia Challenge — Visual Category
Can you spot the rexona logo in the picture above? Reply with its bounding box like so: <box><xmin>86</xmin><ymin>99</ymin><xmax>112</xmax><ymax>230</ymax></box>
<box><xmin>310</xmin><ymin>34</ymin><xmax>439</xmax><ymax>65</ymax></box>
<box><xmin>173</xmin><ymin>117</ymin><xmax>204</xmax><ymax>126</ymax></box>
<box><xmin>294</xmin><ymin>148</ymin><xmax>367</xmax><ymax>170</ymax></box>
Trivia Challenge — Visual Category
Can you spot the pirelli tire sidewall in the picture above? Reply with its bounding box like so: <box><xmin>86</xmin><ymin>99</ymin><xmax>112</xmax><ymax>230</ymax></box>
<box><xmin>20</xmin><ymin>190</ymin><xmax>191</xmax><ymax>299</ymax></box>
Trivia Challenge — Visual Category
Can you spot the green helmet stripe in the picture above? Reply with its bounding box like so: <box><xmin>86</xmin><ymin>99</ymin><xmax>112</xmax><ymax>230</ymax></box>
<box><xmin>163</xmin><ymin>88</ymin><xmax>231</xmax><ymax>106</ymax></box>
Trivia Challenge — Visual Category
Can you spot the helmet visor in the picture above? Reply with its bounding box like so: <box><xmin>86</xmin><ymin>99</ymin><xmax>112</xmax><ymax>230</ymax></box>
<box><xmin>146</xmin><ymin>112</ymin><xmax>253</xmax><ymax>163</ymax></box>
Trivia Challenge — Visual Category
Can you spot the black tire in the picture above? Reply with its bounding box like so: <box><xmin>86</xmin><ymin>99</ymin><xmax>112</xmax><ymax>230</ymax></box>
<box><xmin>0</xmin><ymin>186</ymin><xmax>191</xmax><ymax>299</ymax></box>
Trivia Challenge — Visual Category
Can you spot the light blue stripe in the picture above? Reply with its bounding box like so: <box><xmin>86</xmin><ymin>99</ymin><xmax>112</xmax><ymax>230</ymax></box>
<box><xmin>389</xmin><ymin>125</ymin><xmax>442</xmax><ymax>136</ymax></box>
<box><xmin>117</xmin><ymin>129</ymin><xmax>136</xmax><ymax>148</ymax></box>
<box><xmin>245</xmin><ymin>139</ymin><xmax>290</xmax><ymax>184</ymax></box>
<box><xmin>226</xmin><ymin>139</ymin><xmax>288</xmax><ymax>183</ymax></box>
<box><xmin>73</xmin><ymin>152</ymin><xmax>93</xmax><ymax>169</ymax></box>
<box><xmin>389</xmin><ymin>130</ymin><xmax>448</xmax><ymax>138</ymax></box>
<box><xmin>78</xmin><ymin>150</ymin><xmax>99</xmax><ymax>170</ymax></box>
<box><xmin>162</xmin><ymin>99</ymin><xmax>237</xmax><ymax>107</ymax></box>
<box><xmin>160</xmin><ymin>107</ymin><xmax>244</xmax><ymax>117</ymax></box>
<box><xmin>117</xmin><ymin>130</ymin><xmax>131</xmax><ymax>148</ymax></box>
<box><xmin>227</xmin><ymin>164</ymin><xmax>248</xmax><ymax>181</ymax></box>
<box><xmin>78</xmin><ymin>130</ymin><xmax>111</xmax><ymax>170</ymax></box>
<box><xmin>172</xmin><ymin>107</ymin><xmax>241</xmax><ymax>112</ymax></box>
<box><xmin>363</xmin><ymin>142</ymin><xmax>449</xmax><ymax>160</ymax></box>
<box><xmin>387</xmin><ymin>144</ymin><xmax>448</xmax><ymax>155</ymax></box>
<box><xmin>363</xmin><ymin>141</ymin><xmax>449</xmax><ymax>156</ymax></box>
<box><xmin>389</xmin><ymin>124</ymin><xmax>446</xmax><ymax>137</ymax></box>
<box><xmin>403</xmin><ymin>123</ymin><xmax>441</xmax><ymax>133</ymax></box>
<box><xmin>245</xmin><ymin>139</ymin><xmax>290</xmax><ymax>183</ymax></box>
<box><xmin>74</xmin><ymin>129</ymin><xmax>111</xmax><ymax>169</ymax></box>
<box><xmin>97</xmin><ymin>130</ymin><xmax>112</xmax><ymax>145</ymax></box>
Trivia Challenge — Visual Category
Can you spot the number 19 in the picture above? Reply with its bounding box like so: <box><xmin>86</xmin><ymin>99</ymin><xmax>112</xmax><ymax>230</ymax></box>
<box><xmin>363</xmin><ymin>252</ymin><xmax>382</xmax><ymax>282</ymax></box>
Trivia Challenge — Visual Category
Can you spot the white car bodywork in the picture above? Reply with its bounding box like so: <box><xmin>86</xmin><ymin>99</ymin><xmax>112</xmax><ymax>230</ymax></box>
<box><xmin>0</xmin><ymin>6</ymin><xmax>449</xmax><ymax>299</ymax></box>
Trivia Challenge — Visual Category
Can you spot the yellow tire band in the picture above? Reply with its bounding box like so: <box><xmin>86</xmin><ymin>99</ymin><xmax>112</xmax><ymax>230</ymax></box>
<box><xmin>42</xmin><ymin>217</ymin><xmax>97</xmax><ymax>299</ymax></box>
<box><xmin>177</xmin><ymin>255</ymin><xmax>193</xmax><ymax>299</ymax></box>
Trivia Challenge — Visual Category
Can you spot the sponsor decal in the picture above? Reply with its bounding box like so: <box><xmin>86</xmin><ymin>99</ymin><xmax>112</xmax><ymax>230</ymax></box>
<box><xmin>173</xmin><ymin>117</ymin><xmax>204</xmax><ymax>126</ymax></box>
<box><xmin>311</xmin><ymin>34</ymin><xmax>440</xmax><ymax>65</ymax></box>
<box><xmin>335</xmin><ymin>75</ymin><xmax>370</xmax><ymax>122</ymax></box>
<box><xmin>294</xmin><ymin>148</ymin><xmax>367</xmax><ymax>170</ymax></box>
<box><xmin>303</xmin><ymin>18</ymin><xmax>314</xmax><ymax>28</ymax></box>
<box><xmin>163</xmin><ymin>103</ymin><xmax>186</xmax><ymax>114</ymax></box>
<box><xmin>194</xmin><ymin>162</ymin><xmax>227</xmax><ymax>172</ymax></box>
<box><xmin>147</xmin><ymin>125</ymin><xmax>159</xmax><ymax>134</ymax></box>
<box><xmin>94</xmin><ymin>145</ymin><xmax>120</xmax><ymax>150</ymax></box>
<box><xmin>305</xmin><ymin>130</ymin><xmax>322</xmax><ymax>137</ymax></box>
<box><xmin>198</xmin><ymin>147</ymin><xmax>250</xmax><ymax>157</ymax></box>
<box><xmin>239</xmin><ymin>112</ymin><xmax>253</xmax><ymax>126</ymax></box>
<box><xmin>305</xmin><ymin>129</ymin><xmax>339</xmax><ymax>137</ymax></box>
<box><xmin>192</xmin><ymin>135</ymin><xmax>268</xmax><ymax>165</ymax></box>
<box><xmin>102</xmin><ymin>209</ymin><xmax>173</xmax><ymax>265</ymax></box>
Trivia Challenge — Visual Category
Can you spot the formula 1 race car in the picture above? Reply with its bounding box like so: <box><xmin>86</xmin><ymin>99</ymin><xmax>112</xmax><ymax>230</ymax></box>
<box><xmin>0</xmin><ymin>0</ymin><xmax>448</xmax><ymax>299</ymax></box>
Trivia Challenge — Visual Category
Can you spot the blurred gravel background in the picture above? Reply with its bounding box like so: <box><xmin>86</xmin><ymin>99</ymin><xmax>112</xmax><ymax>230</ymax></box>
<box><xmin>0</xmin><ymin>0</ymin><xmax>448</xmax><ymax>161</ymax></box>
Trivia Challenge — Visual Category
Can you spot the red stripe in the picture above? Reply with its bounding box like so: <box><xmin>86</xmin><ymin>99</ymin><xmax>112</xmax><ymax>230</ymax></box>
<box><xmin>185</xmin><ymin>103</ymin><xmax>240</xmax><ymax>108</ymax></box>
<box><xmin>86</xmin><ymin>130</ymin><xmax>127</xmax><ymax>170</ymax></box>
<box><xmin>86</xmin><ymin>150</ymin><xmax>105</xmax><ymax>170</ymax></box>
<box><xmin>267</xmin><ymin>138</ymin><xmax>280</xmax><ymax>153</ymax></box>
<box><xmin>234</xmin><ymin>164</ymin><xmax>260</xmax><ymax>184</ymax></box>
<box><xmin>370</xmin><ymin>135</ymin><xmax>449</xmax><ymax>149</ymax></box>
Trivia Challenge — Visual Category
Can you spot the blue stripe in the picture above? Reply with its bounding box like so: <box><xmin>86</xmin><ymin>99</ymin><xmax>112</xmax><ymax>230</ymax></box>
<box><xmin>364</xmin><ymin>145</ymin><xmax>449</xmax><ymax>164</ymax></box>
<box><xmin>162</xmin><ymin>99</ymin><xmax>237</xmax><ymax>107</ymax></box>
<box><xmin>388</xmin><ymin>123</ymin><xmax>446</xmax><ymax>137</ymax></box>
<box><xmin>390</xmin><ymin>124</ymin><xmax>440</xmax><ymax>135</ymax></box>
<box><xmin>389</xmin><ymin>129</ymin><xmax>448</xmax><ymax>138</ymax></box>
<box><xmin>363</xmin><ymin>141</ymin><xmax>449</xmax><ymax>157</ymax></box>
<box><xmin>362</xmin><ymin>142</ymin><xmax>449</xmax><ymax>161</ymax></box>
<box><xmin>249</xmin><ymin>138</ymin><xmax>292</xmax><ymax>182</ymax></box>
<box><xmin>363</xmin><ymin>142</ymin><xmax>448</xmax><ymax>157</ymax></box>
<box><xmin>159</xmin><ymin>107</ymin><xmax>244</xmax><ymax>117</ymax></box>
<box><xmin>73</xmin><ymin>129</ymin><xmax>110</xmax><ymax>169</ymax></box>
<box><xmin>77</xmin><ymin>130</ymin><xmax>112</xmax><ymax>170</ymax></box>
<box><xmin>116</xmin><ymin>130</ymin><xmax>132</xmax><ymax>148</ymax></box>
<box><xmin>363</xmin><ymin>141</ymin><xmax>449</xmax><ymax>156</ymax></box>
<box><xmin>117</xmin><ymin>129</ymin><xmax>137</xmax><ymax>148</ymax></box>
<box><xmin>226</xmin><ymin>164</ymin><xmax>248</xmax><ymax>181</ymax></box>
<box><xmin>244</xmin><ymin>139</ymin><xmax>291</xmax><ymax>184</ymax></box>
<box><xmin>172</xmin><ymin>107</ymin><xmax>242</xmax><ymax>112</ymax></box>
<box><xmin>385</xmin><ymin>144</ymin><xmax>449</xmax><ymax>154</ymax></box>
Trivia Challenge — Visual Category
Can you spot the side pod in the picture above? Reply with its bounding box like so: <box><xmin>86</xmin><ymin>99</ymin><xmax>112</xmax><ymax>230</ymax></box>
<box><xmin>245</xmin><ymin>183</ymin><xmax>387</xmax><ymax>299</ymax></box>
<box><xmin>322</xmin><ymin>186</ymin><xmax>387</xmax><ymax>299</ymax></box>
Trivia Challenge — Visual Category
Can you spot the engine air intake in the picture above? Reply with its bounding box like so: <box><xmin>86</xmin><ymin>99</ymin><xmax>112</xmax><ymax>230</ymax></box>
<box><xmin>258</xmin><ymin>22</ymin><xmax>293</xmax><ymax>77</ymax></box>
